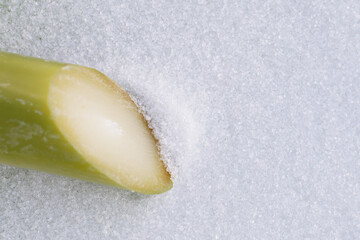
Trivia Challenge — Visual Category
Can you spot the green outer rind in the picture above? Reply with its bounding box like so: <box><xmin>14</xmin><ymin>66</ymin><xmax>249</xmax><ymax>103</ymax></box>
<box><xmin>0</xmin><ymin>52</ymin><xmax>157</xmax><ymax>192</ymax></box>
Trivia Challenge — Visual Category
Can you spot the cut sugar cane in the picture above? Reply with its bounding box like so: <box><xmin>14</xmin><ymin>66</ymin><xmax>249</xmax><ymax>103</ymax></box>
<box><xmin>0</xmin><ymin>52</ymin><xmax>172</xmax><ymax>194</ymax></box>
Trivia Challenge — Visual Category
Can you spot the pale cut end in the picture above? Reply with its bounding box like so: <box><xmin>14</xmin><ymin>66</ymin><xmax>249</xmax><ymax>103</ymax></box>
<box><xmin>48</xmin><ymin>65</ymin><xmax>172</xmax><ymax>194</ymax></box>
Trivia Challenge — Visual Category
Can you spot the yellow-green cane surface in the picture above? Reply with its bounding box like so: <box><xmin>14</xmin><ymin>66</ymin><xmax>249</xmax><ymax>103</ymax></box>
<box><xmin>0</xmin><ymin>52</ymin><xmax>172</xmax><ymax>194</ymax></box>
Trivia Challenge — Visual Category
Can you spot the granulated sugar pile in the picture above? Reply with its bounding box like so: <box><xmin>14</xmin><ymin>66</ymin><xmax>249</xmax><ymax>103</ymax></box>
<box><xmin>0</xmin><ymin>1</ymin><xmax>359</xmax><ymax>239</ymax></box>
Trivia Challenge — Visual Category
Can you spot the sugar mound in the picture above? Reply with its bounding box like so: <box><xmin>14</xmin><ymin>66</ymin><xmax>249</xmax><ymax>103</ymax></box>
<box><xmin>1</xmin><ymin>1</ymin><xmax>360</xmax><ymax>239</ymax></box>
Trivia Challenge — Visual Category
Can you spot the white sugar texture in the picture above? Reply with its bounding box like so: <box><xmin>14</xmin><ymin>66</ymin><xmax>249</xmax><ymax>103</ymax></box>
<box><xmin>1</xmin><ymin>0</ymin><xmax>360</xmax><ymax>239</ymax></box>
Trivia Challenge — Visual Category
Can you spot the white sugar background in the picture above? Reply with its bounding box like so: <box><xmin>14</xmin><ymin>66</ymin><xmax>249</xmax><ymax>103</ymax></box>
<box><xmin>0</xmin><ymin>1</ymin><xmax>359</xmax><ymax>239</ymax></box>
